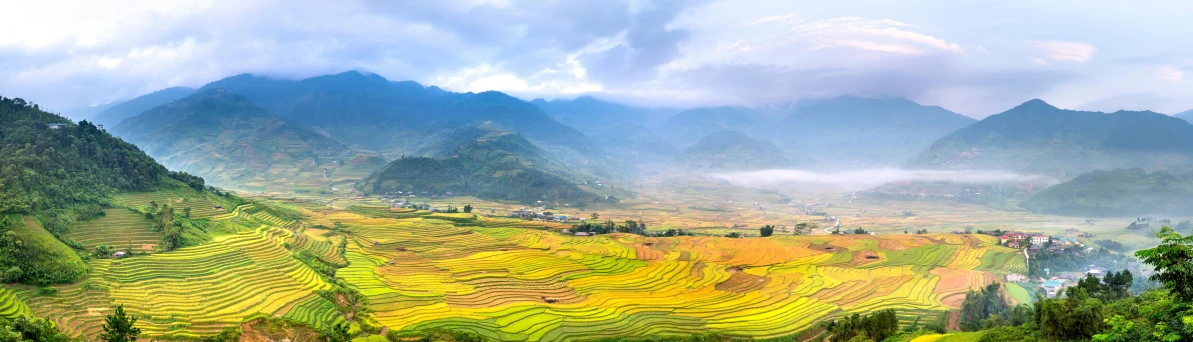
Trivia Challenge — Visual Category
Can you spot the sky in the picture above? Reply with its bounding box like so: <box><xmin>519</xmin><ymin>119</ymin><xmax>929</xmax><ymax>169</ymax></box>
<box><xmin>3</xmin><ymin>0</ymin><xmax>1192</xmax><ymax>118</ymax></box>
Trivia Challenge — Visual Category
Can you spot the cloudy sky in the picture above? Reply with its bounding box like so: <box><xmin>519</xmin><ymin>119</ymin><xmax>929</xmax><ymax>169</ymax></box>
<box><xmin>3</xmin><ymin>0</ymin><xmax>1192</xmax><ymax>118</ymax></box>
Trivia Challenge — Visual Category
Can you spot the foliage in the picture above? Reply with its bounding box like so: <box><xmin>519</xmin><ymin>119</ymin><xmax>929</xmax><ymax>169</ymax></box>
<box><xmin>960</xmin><ymin>283</ymin><xmax>1011</xmax><ymax>331</ymax></box>
<box><xmin>823</xmin><ymin>309</ymin><xmax>898</xmax><ymax>342</ymax></box>
<box><xmin>1136</xmin><ymin>227</ymin><xmax>1193</xmax><ymax>302</ymax></box>
<box><xmin>0</xmin><ymin>216</ymin><xmax>87</xmax><ymax>285</ymax></box>
<box><xmin>759</xmin><ymin>225</ymin><xmax>774</xmax><ymax>237</ymax></box>
<box><xmin>0</xmin><ymin>315</ymin><xmax>72</xmax><ymax>342</ymax></box>
<box><xmin>0</xmin><ymin>97</ymin><xmax>172</xmax><ymax>214</ymax></box>
<box><xmin>99</xmin><ymin>304</ymin><xmax>141</xmax><ymax>342</ymax></box>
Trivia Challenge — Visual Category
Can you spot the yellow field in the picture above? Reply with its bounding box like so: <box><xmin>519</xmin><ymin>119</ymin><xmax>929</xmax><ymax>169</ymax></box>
<box><xmin>7</xmin><ymin>190</ymin><xmax>1031</xmax><ymax>341</ymax></box>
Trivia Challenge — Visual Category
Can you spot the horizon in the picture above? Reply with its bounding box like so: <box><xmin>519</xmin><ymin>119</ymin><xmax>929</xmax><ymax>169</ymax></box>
<box><xmin>4</xmin><ymin>0</ymin><xmax>1193</xmax><ymax>119</ymax></box>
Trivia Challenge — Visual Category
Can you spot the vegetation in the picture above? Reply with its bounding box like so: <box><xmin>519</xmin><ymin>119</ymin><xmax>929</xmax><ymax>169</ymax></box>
<box><xmin>99</xmin><ymin>304</ymin><xmax>140</xmax><ymax>342</ymax></box>
<box><xmin>677</xmin><ymin>131</ymin><xmax>813</xmax><ymax>170</ymax></box>
<box><xmin>1020</xmin><ymin>168</ymin><xmax>1193</xmax><ymax>217</ymax></box>
<box><xmin>360</xmin><ymin>127</ymin><xmax>607</xmax><ymax>204</ymax></box>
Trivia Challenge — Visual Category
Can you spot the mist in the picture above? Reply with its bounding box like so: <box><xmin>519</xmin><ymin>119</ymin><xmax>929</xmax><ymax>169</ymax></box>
<box><xmin>710</xmin><ymin>168</ymin><xmax>1059</xmax><ymax>190</ymax></box>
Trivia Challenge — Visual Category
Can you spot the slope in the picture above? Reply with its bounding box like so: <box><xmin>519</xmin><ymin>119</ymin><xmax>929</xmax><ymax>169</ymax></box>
<box><xmin>1020</xmin><ymin>168</ymin><xmax>1193</xmax><ymax>217</ymax></box>
<box><xmin>359</xmin><ymin>126</ymin><xmax>604</xmax><ymax>204</ymax></box>
<box><xmin>677</xmin><ymin>131</ymin><xmax>814</xmax><ymax>170</ymax></box>
<box><xmin>655</xmin><ymin>106</ymin><xmax>775</xmax><ymax>147</ymax></box>
<box><xmin>0</xmin><ymin>95</ymin><xmax>200</xmax><ymax>285</ymax></box>
<box><xmin>91</xmin><ymin>86</ymin><xmax>194</xmax><ymax>126</ymax></box>
<box><xmin>912</xmin><ymin>99</ymin><xmax>1193</xmax><ymax>175</ymax></box>
<box><xmin>111</xmin><ymin>89</ymin><xmax>382</xmax><ymax>190</ymax></box>
<box><xmin>777</xmin><ymin>96</ymin><xmax>976</xmax><ymax>166</ymax></box>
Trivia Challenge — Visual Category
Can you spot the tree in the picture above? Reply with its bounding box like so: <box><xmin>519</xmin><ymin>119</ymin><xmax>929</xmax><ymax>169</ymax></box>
<box><xmin>1135</xmin><ymin>227</ymin><xmax>1193</xmax><ymax>302</ymax></box>
<box><xmin>183</xmin><ymin>207</ymin><xmax>191</xmax><ymax>218</ymax></box>
<box><xmin>93</xmin><ymin>244</ymin><xmax>112</xmax><ymax>258</ymax></box>
<box><xmin>325</xmin><ymin>322</ymin><xmax>351</xmax><ymax>342</ymax></box>
<box><xmin>463</xmin><ymin>204</ymin><xmax>472</xmax><ymax>213</ymax></box>
<box><xmin>99</xmin><ymin>304</ymin><xmax>140</xmax><ymax>342</ymax></box>
<box><xmin>760</xmin><ymin>225</ymin><xmax>774</xmax><ymax>237</ymax></box>
<box><xmin>149</xmin><ymin>201</ymin><xmax>158</xmax><ymax>211</ymax></box>
<box><xmin>591</xmin><ymin>212</ymin><xmax>599</xmax><ymax>221</ymax></box>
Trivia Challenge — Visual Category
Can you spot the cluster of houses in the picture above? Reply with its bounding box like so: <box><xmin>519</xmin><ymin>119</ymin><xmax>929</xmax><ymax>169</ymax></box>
<box><xmin>997</xmin><ymin>232</ymin><xmax>1084</xmax><ymax>249</ymax></box>
<box><xmin>507</xmin><ymin>208</ymin><xmax>570</xmax><ymax>222</ymax></box>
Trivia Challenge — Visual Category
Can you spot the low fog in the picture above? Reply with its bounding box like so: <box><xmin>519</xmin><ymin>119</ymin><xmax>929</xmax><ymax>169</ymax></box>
<box><xmin>711</xmin><ymin>168</ymin><xmax>1059</xmax><ymax>190</ymax></box>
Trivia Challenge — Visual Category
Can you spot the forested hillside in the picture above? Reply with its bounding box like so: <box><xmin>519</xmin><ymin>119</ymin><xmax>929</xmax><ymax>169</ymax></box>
<box><xmin>0</xmin><ymin>95</ymin><xmax>211</xmax><ymax>286</ymax></box>
<box><xmin>0</xmin><ymin>96</ymin><xmax>169</xmax><ymax>213</ymax></box>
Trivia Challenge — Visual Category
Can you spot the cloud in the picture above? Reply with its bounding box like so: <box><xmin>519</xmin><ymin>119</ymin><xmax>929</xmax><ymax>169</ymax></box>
<box><xmin>711</xmin><ymin>168</ymin><xmax>1057</xmax><ymax>190</ymax></box>
<box><xmin>1028</xmin><ymin>40</ymin><xmax>1095</xmax><ymax>64</ymax></box>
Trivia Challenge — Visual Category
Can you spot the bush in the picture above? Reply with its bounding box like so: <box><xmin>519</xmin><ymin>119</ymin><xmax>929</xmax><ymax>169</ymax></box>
<box><xmin>2</xmin><ymin>266</ymin><xmax>22</xmax><ymax>282</ymax></box>
<box><xmin>37</xmin><ymin>287</ymin><xmax>58</xmax><ymax>296</ymax></box>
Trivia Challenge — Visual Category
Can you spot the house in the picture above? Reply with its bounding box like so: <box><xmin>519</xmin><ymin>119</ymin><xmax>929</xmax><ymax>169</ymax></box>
<box><xmin>47</xmin><ymin>123</ymin><xmax>67</xmax><ymax>129</ymax></box>
<box><xmin>573</xmin><ymin>232</ymin><xmax>591</xmax><ymax>237</ymax></box>
<box><xmin>1031</xmin><ymin>234</ymin><xmax>1051</xmax><ymax>245</ymax></box>
<box><xmin>1042</xmin><ymin>279</ymin><xmax>1066</xmax><ymax>298</ymax></box>
<box><xmin>560</xmin><ymin>229</ymin><xmax>571</xmax><ymax>235</ymax></box>
<box><xmin>1005</xmin><ymin>274</ymin><xmax>1027</xmax><ymax>282</ymax></box>
<box><xmin>1051</xmin><ymin>236</ymin><xmax>1080</xmax><ymax>246</ymax></box>
<box><xmin>1007</xmin><ymin>241</ymin><xmax>1022</xmax><ymax>249</ymax></box>
<box><xmin>112</xmin><ymin>251</ymin><xmax>127</xmax><ymax>259</ymax></box>
<box><xmin>1000</xmin><ymin>233</ymin><xmax>1027</xmax><ymax>244</ymax></box>
<box><xmin>96</xmin><ymin>124</ymin><xmax>105</xmax><ymax>131</ymax></box>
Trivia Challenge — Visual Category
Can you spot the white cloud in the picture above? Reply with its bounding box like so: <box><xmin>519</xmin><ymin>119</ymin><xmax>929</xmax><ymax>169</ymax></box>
<box><xmin>1028</xmin><ymin>40</ymin><xmax>1095</xmax><ymax>63</ymax></box>
<box><xmin>1155</xmin><ymin>65</ymin><xmax>1184</xmax><ymax>83</ymax></box>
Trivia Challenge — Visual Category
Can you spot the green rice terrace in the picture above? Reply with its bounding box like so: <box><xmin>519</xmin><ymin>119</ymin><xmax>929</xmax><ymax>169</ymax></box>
<box><xmin>2</xmin><ymin>195</ymin><xmax>1030</xmax><ymax>341</ymax></box>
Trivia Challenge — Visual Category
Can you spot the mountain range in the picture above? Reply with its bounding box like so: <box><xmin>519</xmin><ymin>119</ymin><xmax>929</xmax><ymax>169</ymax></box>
<box><xmin>111</xmin><ymin>89</ymin><xmax>382</xmax><ymax>190</ymax></box>
<box><xmin>775</xmin><ymin>96</ymin><xmax>976</xmax><ymax>166</ymax></box>
<box><xmin>92</xmin><ymin>86</ymin><xmax>195</xmax><ymax>126</ymax></box>
<box><xmin>913</xmin><ymin>99</ymin><xmax>1193</xmax><ymax>176</ymax></box>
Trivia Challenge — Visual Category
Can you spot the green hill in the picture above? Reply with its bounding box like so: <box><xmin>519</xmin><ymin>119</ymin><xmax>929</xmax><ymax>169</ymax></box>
<box><xmin>91</xmin><ymin>86</ymin><xmax>194</xmax><ymax>126</ymax></box>
<box><xmin>359</xmin><ymin>127</ymin><xmax>603</xmax><ymax>204</ymax></box>
<box><xmin>0</xmin><ymin>95</ymin><xmax>208</xmax><ymax>285</ymax></box>
<box><xmin>777</xmin><ymin>96</ymin><xmax>976</xmax><ymax>166</ymax></box>
<box><xmin>111</xmin><ymin>89</ymin><xmax>382</xmax><ymax>189</ymax></box>
<box><xmin>592</xmin><ymin>124</ymin><xmax>679</xmax><ymax>165</ymax></box>
<box><xmin>912</xmin><ymin>99</ymin><xmax>1193</xmax><ymax>175</ymax></box>
<box><xmin>1020</xmin><ymin>168</ymin><xmax>1193</xmax><ymax>217</ymax></box>
<box><xmin>677</xmin><ymin>131</ymin><xmax>814</xmax><ymax>170</ymax></box>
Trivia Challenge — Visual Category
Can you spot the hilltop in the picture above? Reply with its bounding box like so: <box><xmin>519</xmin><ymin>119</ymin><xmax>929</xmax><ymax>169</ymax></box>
<box><xmin>112</xmin><ymin>89</ymin><xmax>379</xmax><ymax>188</ymax></box>
<box><xmin>912</xmin><ymin>99</ymin><xmax>1193</xmax><ymax>175</ymax></box>
<box><xmin>1020</xmin><ymin>168</ymin><xmax>1193</xmax><ymax>217</ymax></box>
<box><xmin>198</xmin><ymin>72</ymin><xmax>600</xmax><ymax>156</ymax></box>
<box><xmin>359</xmin><ymin>126</ymin><xmax>608</xmax><ymax>204</ymax></box>
<box><xmin>677</xmin><ymin>131</ymin><xmax>814</xmax><ymax>170</ymax></box>
<box><xmin>776</xmin><ymin>96</ymin><xmax>976</xmax><ymax>166</ymax></box>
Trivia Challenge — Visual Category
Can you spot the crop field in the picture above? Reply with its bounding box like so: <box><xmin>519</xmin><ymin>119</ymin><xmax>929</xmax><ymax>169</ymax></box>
<box><xmin>63</xmin><ymin>208</ymin><xmax>161</xmax><ymax>252</ymax></box>
<box><xmin>113</xmin><ymin>191</ymin><xmax>225</xmax><ymax>218</ymax></box>
<box><xmin>8</xmin><ymin>189</ymin><xmax>1033</xmax><ymax>341</ymax></box>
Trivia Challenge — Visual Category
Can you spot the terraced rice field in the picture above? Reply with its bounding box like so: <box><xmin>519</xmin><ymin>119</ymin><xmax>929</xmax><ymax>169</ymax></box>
<box><xmin>113</xmin><ymin>192</ymin><xmax>225</xmax><ymax>218</ymax></box>
<box><xmin>10</xmin><ymin>198</ymin><xmax>1029</xmax><ymax>341</ymax></box>
<box><xmin>63</xmin><ymin>208</ymin><xmax>161</xmax><ymax>252</ymax></box>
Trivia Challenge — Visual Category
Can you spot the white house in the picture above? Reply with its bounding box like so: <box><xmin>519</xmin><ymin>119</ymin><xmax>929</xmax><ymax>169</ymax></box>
<box><xmin>1031</xmin><ymin>235</ymin><xmax>1051</xmax><ymax>245</ymax></box>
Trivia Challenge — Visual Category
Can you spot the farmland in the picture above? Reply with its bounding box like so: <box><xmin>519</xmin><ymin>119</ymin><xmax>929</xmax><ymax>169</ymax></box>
<box><xmin>5</xmin><ymin>191</ymin><xmax>1030</xmax><ymax>341</ymax></box>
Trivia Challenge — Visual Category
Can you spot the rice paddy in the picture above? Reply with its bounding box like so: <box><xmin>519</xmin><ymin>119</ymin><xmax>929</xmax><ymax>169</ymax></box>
<box><xmin>6</xmin><ymin>191</ymin><xmax>1031</xmax><ymax>341</ymax></box>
